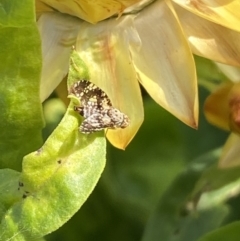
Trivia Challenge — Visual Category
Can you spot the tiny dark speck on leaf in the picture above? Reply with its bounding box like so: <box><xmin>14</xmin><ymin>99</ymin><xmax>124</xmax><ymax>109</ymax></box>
<box><xmin>18</xmin><ymin>182</ymin><xmax>24</xmax><ymax>190</ymax></box>
<box><xmin>36</xmin><ymin>148</ymin><xmax>43</xmax><ymax>155</ymax></box>
<box><xmin>22</xmin><ymin>191</ymin><xmax>30</xmax><ymax>199</ymax></box>
<box><xmin>57</xmin><ymin>159</ymin><xmax>62</xmax><ymax>164</ymax></box>
<box><xmin>22</xmin><ymin>194</ymin><xmax>27</xmax><ymax>199</ymax></box>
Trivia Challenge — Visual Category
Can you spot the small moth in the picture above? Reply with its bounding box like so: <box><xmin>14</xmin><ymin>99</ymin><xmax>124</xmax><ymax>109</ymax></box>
<box><xmin>70</xmin><ymin>80</ymin><xmax>129</xmax><ymax>134</ymax></box>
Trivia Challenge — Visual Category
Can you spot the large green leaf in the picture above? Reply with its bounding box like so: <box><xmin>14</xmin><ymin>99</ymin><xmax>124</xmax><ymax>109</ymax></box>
<box><xmin>142</xmin><ymin>150</ymin><xmax>229</xmax><ymax>241</ymax></box>
<box><xmin>197</xmin><ymin>221</ymin><xmax>240</xmax><ymax>241</ymax></box>
<box><xmin>0</xmin><ymin>0</ymin><xmax>43</xmax><ymax>170</ymax></box>
<box><xmin>0</xmin><ymin>169</ymin><xmax>22</xmax><ymax>212</ymax></box>
<box><xmin>0</xmin><ymin>5</ymin><xmax>107</xmax><ymax>235</ymax></box>
<box><xmin>0</xmin><ymin>50</ymin><xmax>106</xmax><ymax>240</ymax></box>
<box><xmin>191</xmin><ymin>164</ymin><xmax>240</xmax><ymax>206</ymax></box>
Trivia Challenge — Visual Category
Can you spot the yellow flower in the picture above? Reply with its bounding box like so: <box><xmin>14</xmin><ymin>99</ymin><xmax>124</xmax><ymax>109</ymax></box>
<box><xmin>36</xmin><ymin>0</ymin><xmax>141</xmax><ymax>23</ymax></box>
<box><xmin>204</xmin><ymin>63</ymin><xmax>240</xmax><ymax>168</ymax></box>
<box><xmin>37</xmin><ymin>0</ymin><xmax>240</xmax><ymax>149</ymax></box>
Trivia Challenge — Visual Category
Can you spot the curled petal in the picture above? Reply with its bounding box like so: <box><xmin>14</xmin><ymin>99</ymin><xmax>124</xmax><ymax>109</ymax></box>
<box><xmin>175</xmin><ymin>3</ymin><xmax>240</xmax><ymax>66</ymax></box>
<box><xmin>131</xmin><ymin>0</ymin><xmax>198</xmax><ymax>128</ymax></box>
<box><xmin>76</xmin><ymin>17</ymin><xmax>144</xmax><ymax>149</ymax></box>
<box><xmin>228</xmin><ymin>83</ymin><xmax>240</xmax><ymax>134</ymax></box>
<box><xmin>38</xmin><ymin>13</ymin><xmax>80</xmax><ymax>102</ymax></box>
<box><xmin>219</xmin><ymin>133</ymin><xmax>240</xmax><ymax>168</ymax></box>
<box><xmin>205</xmin><ymin>82</ymin><xmax>240</xmax><ymax>134</ymax></box>
<box><xmin>173</xmin><ymin>0</ymin><xmax>240</xmax><ymax>32</ymax></box>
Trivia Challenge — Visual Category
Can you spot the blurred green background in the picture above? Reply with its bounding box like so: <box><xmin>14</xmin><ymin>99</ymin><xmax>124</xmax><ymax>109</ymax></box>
<box><xmin>45</xmin><ymin>73</ymin><xmax>232</xmax><ymax>240</ymax></box>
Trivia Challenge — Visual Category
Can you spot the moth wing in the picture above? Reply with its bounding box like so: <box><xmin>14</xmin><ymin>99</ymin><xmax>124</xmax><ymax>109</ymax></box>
<box><xmin>80</xmin><ymin>113</ymin><xmax>111</xmax><ymax>134</ymax></box>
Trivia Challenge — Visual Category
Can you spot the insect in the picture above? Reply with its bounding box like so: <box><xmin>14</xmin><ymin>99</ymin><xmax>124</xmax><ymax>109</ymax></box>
<box><xmin>70</xmin><ymin>80</ymin><xmax>129</xmax><ymax>134</ymax></box>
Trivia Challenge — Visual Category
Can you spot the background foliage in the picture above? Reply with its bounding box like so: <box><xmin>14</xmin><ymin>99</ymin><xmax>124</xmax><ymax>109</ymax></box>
<box><xmin>2</xmin><ymin>1</ymin><xmax>240</xmax><ymax>241</ymax></box>
<box><xmin>45</xmin><ymin>85</ymin><xmax>232</xmax><ymax>241</ymax></box>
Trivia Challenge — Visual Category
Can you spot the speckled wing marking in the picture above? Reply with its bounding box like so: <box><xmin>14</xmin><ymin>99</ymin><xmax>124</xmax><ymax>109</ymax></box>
<box><xmin>70</xmin><ymin>80</ymin><xmax>129</xmax><ymax>134</ymax></box>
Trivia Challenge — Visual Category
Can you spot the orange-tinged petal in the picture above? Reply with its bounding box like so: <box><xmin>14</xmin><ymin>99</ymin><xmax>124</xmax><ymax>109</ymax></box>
<box><xmin>228</xmin><ymin>83</ymin><xmax>240</xmax><ymax>134</ymax></box>
<box><xmin>173</xmin><ymin>0</ymin><xmax>240</xmax><ymax>32</ymax></box>
<box><xmin>37</xmin><ymin>0</ymin><xmax>141</xmax><ymax>24</ymax></box>
<box><xmin>219</xmin><ymin>133</ymin><xmax>240</xmax><ymax>168</ymax></box>
<box><xmin>38</xmin><ymin>13</ymin><xmax>80</xmax><ymax>102</ymax></box>
<box><xmin>76</xmin><ymin>17</ymin><xmax>144</xmax><ymax>149</ymax></box>
<box><xmin>204</xmin><ymin>83</ymin><xmax>233</xmax><ymax>131</ymax></box>
<box><xmin>35</xmin><ymin>0</ymin><xmax>54</xmax><ymax>19</ymax></box>
<box><xmin>131</xmin><ymin>0</ymin><xmax>198</xmax><ymax>128</ymax></box>
<box><xmin>174</xmin><ymin>3</ymin><xmax>240</xmax><ymax>66</ymax></box>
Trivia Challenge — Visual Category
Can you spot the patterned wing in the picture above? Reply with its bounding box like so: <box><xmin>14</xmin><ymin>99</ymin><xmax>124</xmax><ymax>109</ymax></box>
<box><xmin>70</xmin><ymin>80</ymin><xmax>112</xmax><ymax>111</ymax></box>
<box><xmin>70</xmin><ymin>80</ymin><xmax>129</xmax><ymax>134</ymax></box>
<box><xmin>80</xmin><ymin>113</ymin><xmax>111</xmax><ymax>134</ymax></box>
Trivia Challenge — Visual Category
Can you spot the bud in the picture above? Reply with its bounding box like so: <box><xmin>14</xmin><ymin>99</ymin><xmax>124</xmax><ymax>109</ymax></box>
<box><xmin>228</xmin><ymin>83</ymin><xmax>240</xmax><ymax>134</ymax></box>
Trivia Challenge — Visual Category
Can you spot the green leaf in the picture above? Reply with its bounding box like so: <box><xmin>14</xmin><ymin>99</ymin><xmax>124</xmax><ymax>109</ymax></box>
<box><xmin>68</xmin><ymin>48</ymin><xmax>90</xmax><ymax>86</ymax></box>
<box><xmin>142</xmin><ymin>150</ymin><xmax>229</xmax><ymax>241</ymax></box>
<box><xmin>0</xmin><ymin>93</ymin><xmax>106</xmax><ymax>240</ymax></box>
<box><xmin>197</xmin><ymin>221</ymin><xmax>240</xmax><ymax>241</ymax></box>
<box><xmin>191</xmin><ymin>164</ymin><xmax>240</xmax><ymax>208</ymax></box>
<box><xmin>0</xmin><ymin>0</ymin><xmax>35</xmax><ymax>27</ymax></box>
<box><xmin>0</xmin><ymin>38</ymin><xmax>106</xmax><ymax>240</ymax></box>
<box><xmin>0</xmin><ymin>169</ymin><xmax>21</xmax><ymax>213</ymax></box>
<box><xmin>0</xmin><ymin>0</ymin><xmax>43</xmax><ymax>170</ymax></box>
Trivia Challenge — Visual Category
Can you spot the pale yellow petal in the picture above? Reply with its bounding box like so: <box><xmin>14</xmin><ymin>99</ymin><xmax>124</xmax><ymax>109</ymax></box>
<box><xmin>173</xmin><ymin>0</ymin><xmax>240</xmax><ymax>32</ymax></box>
<box><xmin>131</xmin><ymin>0</ymin><xmax>198</xmax><ymax>128</ymax></box>
<box><xmin>219</xmin><ymin>133</ymin><xmax>240</xmax><ymax>168</ymax></box>
<box><xmin>38</xmin><ymin>13</ymin><xmax>80</xmax><ymax>102</ymax></box>
<box><xmin>76</xmin><ymin>17</ymin><xmax>144</xmax><ymax>149</ymax></box>
<box><xmin>37</xmin><ymin>0</ymin><xmax>141</xmax><ymax>24</ymax></box>
<box><xmin>175</xmin><ymin>3</ymin><xmax>240</xmax><ymax>66</ymax></box>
